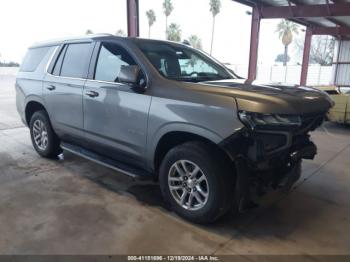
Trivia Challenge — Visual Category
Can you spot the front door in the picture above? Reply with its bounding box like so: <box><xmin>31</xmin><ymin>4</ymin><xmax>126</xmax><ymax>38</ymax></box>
<box><xmin>83</xmin><ymin>41</ymin><xmax>151</xmax><ymax>167</ymax></box>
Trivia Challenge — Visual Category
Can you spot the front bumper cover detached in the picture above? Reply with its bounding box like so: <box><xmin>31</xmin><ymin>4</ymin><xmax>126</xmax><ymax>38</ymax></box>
<box><xmin>220</xmin><ymin>113</ymin><xmax>325</xmax><ymax>212</ymax></box>
<box><xmin>221</xmin><ymin>112</ymin><xmax>325</xmax><ymax>168</ymax></box>
<box><xmin>220</xmin><ymin>128</ymin><xmax>317</xmax><ymax>170</ymax></box>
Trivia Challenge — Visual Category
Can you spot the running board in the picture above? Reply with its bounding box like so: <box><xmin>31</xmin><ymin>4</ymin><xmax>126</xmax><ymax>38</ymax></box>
<box><xmin>61</xmin><ymin>142</ymin><xmax>154</xmax><ymax>179</ymax></box>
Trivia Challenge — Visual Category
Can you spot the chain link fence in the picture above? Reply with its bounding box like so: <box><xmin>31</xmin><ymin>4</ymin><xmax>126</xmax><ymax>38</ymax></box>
<box><xmin>228</xmin><ymin>64</ymin><xmax>333</xmax><ymax>86</ymax></box>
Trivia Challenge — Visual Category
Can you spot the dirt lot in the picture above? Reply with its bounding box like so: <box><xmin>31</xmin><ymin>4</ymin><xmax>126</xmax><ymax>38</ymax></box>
<box><xmin>1</xmin><ymin>73</ymin><xmax>350</xmax><ymax>257</ymax></box>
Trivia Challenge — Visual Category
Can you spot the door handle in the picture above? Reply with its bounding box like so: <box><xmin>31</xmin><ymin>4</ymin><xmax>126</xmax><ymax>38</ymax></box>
<box><xmin>85</xmin><ymin>90</ymin><xmax>99</xmax><ymax>98</ymax></box>
<box><xmin>46</xmin><ymin>85</ymin><xmax>56</xmax><ymax>91</ymax></box>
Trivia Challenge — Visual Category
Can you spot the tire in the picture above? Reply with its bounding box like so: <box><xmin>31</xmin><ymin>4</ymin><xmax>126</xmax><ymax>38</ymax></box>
<box><xmin>29</xmin><ymin>110</ymin><xmax>62</xmax><ymax>158</ymax></box>
<box><xmin>159</xmin><ymin>141</ymin><xmax>235</xmax><ymax>224</ymax></box>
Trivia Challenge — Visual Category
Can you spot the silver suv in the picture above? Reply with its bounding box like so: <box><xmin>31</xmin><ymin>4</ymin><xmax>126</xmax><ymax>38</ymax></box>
<box><xmin>16</xmin><ymin>34</ymin><xmax>333</xmax><ymax>223</ymax></box>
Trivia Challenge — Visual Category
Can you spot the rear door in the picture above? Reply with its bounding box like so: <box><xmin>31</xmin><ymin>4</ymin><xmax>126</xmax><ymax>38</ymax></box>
<box><xmin>83</xmin><ymin>41</ymin><xmax>151</xmax><ymax>167</ymax></box>
<box><xmin>43</xmin><ymin>42</ymin><xmax>94</xmax><ymax>142</ymax></box>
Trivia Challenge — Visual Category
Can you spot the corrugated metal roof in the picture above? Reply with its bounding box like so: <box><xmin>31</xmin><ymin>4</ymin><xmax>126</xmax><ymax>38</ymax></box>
<box><xmin>234</xmin><ymin>0</ymin><xmax>350</xmax><ymax>86</ymax></box>
<box><xmin>234</xmin><ymin>0</ymin><xmax>350</xmax><ymax>31</ymax></box>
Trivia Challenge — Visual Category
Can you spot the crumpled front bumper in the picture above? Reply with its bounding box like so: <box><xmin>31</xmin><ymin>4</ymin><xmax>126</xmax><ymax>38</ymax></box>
<box><xmin>219</xmin><ymin>113</ymin><xmax>325</xmax><ymax>211</ymax></box>
<box><xmin>220</xmin><ymin>112</ymin><xmax>325</xmax><ymax>170</ymax></box>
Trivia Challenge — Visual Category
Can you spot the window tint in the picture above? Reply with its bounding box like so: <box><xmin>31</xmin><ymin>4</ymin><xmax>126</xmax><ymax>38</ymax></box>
<box><xmin>137</xmin><ymin>42</ymin><xmax>233</xmax><ymax>82</ymax></box>
<box><xmin>20</xmin><ymin>47</ymin><xmax>50</xmax><ymax>72</ymax></box>
<box><xmin>95</xmin><ymin>43</ymin><xmax>136</xmax><ymax>82</ymax></box>
<box><xmin>60</xmin><ymin>43</ymin><xmax>91</xmax><ymax>78</ymax></box>
<box><xmin>52</xmin><ymin>45</ymin><xmax>67</xmax><ymax>76</ymax></box>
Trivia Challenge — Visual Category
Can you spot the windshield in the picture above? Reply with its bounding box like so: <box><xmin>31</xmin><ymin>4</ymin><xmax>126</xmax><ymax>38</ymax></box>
<box><xmin>136</xmin><ymin>41</ymin><xmax>235</xmax><ymax>82</ymax></box>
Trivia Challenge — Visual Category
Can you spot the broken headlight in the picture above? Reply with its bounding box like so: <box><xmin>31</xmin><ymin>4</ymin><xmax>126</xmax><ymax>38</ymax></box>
<box><xmin>238</xmin><ymin>111</ymin><xmax>302</xmax><ymax>130</ymax></box>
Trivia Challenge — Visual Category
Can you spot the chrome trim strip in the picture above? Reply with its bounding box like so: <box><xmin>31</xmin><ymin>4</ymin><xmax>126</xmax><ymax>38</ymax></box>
<box><xmin>61</xmin><ymin>145</ymin><xmax>137</xmax><ymax>178</ymax></box>
<box><xmin>85</xmin><ymin>78</ymin><xmax>124</xmax><ymax>86</ymax></box>
<box><xmin>46</xmin><ymin>72</ymin><xmax>87</xmax><ymax>82</ymax></box>
<box><xmin>44</xmin><ymin>44</ymin><xmax>148</xmax><ymax>88</ymax></box>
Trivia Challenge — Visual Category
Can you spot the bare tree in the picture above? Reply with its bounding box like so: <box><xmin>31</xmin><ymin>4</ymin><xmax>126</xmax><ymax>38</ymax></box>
<box><xmin>85</xmin><ymin>29</ymin><xmax>93</xmax><ymax>35</ymax></box>
<box><xmin>295</xmin><ymin>35</ymin><xmax>335</xmax><ymax>65</ymax></box>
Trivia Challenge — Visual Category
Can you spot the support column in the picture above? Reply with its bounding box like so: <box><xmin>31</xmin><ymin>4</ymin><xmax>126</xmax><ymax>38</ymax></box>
<box><xmin>333</xmin><ymin>39</ymin><xmax>342</xmax><ymax>85</ymax></box>
<box><xmin>127</xmin><ymin>0</ymin><xmax>139</xmax><ymax>37</ymax></box>
<box><xmin>247</xmin><ymin>6</ymin><xmax>261</xmax><ymax>81</ymax></box>
<box><xmin>300</xmin><ymin>27</ymin><xmax>312</xmax><ymax>86</ymax></box>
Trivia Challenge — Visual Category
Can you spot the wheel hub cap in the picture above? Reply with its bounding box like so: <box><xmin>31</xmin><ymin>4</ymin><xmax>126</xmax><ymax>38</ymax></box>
<box><xmin>32</xmin><ymin>119</ymin><xmax>48</xmax><ymax>151</ymax></box>
<box><xmin>168</xmin><ymin>160</ymin><xmax>209</xmax><ymax>211</ymax></box>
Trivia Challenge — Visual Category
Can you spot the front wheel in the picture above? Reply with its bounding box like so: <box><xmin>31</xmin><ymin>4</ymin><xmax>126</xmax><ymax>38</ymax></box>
<box><xmin>159</xmin><ymin>142</ymin><xmax>235</xmax><ymax>224</ymax></box>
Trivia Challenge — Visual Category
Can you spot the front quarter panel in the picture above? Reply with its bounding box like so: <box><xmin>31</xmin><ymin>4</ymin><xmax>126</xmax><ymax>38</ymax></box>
<box><xmin>146</xmin><ymin>92</ymin><xmax>242</xmax><ymax>170</ymax></box>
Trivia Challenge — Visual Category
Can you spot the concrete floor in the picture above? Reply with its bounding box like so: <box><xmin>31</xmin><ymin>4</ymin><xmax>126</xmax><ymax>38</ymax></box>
<box><xmin>1</xmin><ymin>74</ymin><xmax>350</xmax><ymax>256</ymax></box>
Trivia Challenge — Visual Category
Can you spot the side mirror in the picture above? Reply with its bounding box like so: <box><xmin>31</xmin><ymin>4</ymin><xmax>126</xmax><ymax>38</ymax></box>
<box><xmin>119</xmin><ymin>65</ymin><xmax>140</xmax><ymax>85</ymax></box>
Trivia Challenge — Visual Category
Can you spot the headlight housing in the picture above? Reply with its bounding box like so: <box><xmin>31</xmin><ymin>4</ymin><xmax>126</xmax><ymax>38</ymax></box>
<box><xmin>238</xmin><ymin>111</ymin><xmax>302</xmax><ymax>130</ymax></box>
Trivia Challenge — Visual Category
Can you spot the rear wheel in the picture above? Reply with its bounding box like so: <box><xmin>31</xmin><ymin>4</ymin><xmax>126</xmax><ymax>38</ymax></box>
<box><xmin>29</xmin><ymin>110</ymin><xmax>62</xmax><ymax>158</ymax></box>
<box><xmin>159</xmin><ymin>141</ymin><xmax>235</xmax><ymax>224</ymax></box>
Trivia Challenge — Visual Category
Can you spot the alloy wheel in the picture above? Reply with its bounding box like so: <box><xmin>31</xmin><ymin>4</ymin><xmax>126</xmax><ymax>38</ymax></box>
<box><xmin>32</xmin><ymin>119</ymin><xmax>48</xmax><ymax>151</ymax></box>
<box><xmin>168</xmin><ymin>160</ymin><xmax>209</xmax><ymax>211</ymax></box>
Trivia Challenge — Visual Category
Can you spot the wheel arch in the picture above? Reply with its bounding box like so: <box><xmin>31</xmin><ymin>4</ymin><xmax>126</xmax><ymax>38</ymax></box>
<box><xmin>25</xmin><ymin>99</ymin><xmax>47</xmax><ymax>125</ymax></box>
<box><xmin>150</xmin><ymin>125</ymin><xmax>234</xmax><ymax>175</ymax></box>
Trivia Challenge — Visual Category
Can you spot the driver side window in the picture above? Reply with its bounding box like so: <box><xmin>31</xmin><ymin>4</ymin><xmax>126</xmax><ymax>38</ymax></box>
<box><xmin>94</xmin><ymin>43</ymin><xmax>136</xmax><ymax>82</ymax></box>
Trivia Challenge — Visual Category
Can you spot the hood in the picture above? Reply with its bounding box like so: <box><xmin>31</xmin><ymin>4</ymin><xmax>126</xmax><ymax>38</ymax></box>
<box><xmin>192</xmin><ymin>79</ymin><xmax>334</xmax><ymax>115</ymax></box>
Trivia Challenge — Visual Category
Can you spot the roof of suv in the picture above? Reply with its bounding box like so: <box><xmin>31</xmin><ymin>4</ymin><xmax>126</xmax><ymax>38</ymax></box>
<box><xmin>29</xmin><ymin>34</ymin><xmax>186</xmax><ymax>49</ymax></box>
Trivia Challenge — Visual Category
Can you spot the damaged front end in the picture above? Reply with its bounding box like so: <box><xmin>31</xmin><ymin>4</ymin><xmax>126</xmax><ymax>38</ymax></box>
<box><xmin>221</xmin><ymin>112</ymin><xmax>326</xmax><ymax>212</ymax></box>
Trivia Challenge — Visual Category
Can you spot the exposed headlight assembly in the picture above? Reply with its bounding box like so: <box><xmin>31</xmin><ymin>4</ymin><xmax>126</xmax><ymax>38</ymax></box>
<box><xmin>238</xmin><ymin>111</ymin><xmax>302</xmax><ymax>130</ymax></box>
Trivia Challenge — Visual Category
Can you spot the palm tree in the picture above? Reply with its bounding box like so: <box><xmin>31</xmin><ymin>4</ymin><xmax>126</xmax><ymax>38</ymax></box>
<box><xmin>146</xmin><ymin>9</ymin><xmax>156</xmax><ymax>38</ymax></box>
<box><xmin>166</xmin><ymin>23</ymin><xmax>181</xmax><ymax>42</ymax></box>
<box><xmin>115</xmin><ymin>29</ymin><xmax>126</xmax><ymax>37</ymax></box>
<box><xmin>187</xmin><ymin>35</ymin><xmax>203</xmax><ymax>50</ymax></box>
<box><xmin>209</xmin><ymin>0</ymin><xmax>221</xmax><ymax>55</ymax></box>
<box><xmin>85</xmin><ymin>29</ymin><xmax>93</xmax><ymax>35</ymax></box>
<box><xmin>275</xmin><ymin>19</ymin><xmax>299</xmax><ymax>66</ymax></box>
<box><xmin>163</xmin><ymin>0</ymin><xmax>174</xmax><ymax>38</ymax></box>
<box><xmin>186</xmin><ymin>35</ymin><xmax>203</xmax><ymax>69</ymax></box>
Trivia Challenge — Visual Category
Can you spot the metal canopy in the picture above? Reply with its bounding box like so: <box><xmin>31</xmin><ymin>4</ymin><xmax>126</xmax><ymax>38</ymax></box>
<box><xmin>232</xmin><ymin>0</ymin><xmax>350</xmax><ymax>85</ymax></box>
<box><xmin>234</xmin><ymin>0</ymin><xmax>350</xmax><ymax>36</ymax></box>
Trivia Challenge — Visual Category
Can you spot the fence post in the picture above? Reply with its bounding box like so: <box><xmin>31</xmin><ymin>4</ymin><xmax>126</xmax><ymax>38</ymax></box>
<box><xmin>317</xmin><ymin>65</ymin><xmax>322</xmax><ymax>85</ymax></box>
<box><xmin>284</xmin><ymin>66</ymin><xmax>288</xmax><ymax>83</ymax></box>
<box><xmin>270</xmin><ymin>66</ymin><xmax>273</xmax><ymax>82</ymax></box>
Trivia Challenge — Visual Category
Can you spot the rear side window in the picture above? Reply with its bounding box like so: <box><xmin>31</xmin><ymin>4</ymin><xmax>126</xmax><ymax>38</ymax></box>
<box><xmin>60</xmin><ymin>43</ymin><xmax>92</xmax><ymax>78</ymax></box>
<box><xmin>20</xmin><ymin>47</ymin><xmax>50</xmax><ymax>72</ymax></box>
<box><xmin>52</xmin><ymin>45</ymin><xmax>67</xmax><ymax>76</ymax></box>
